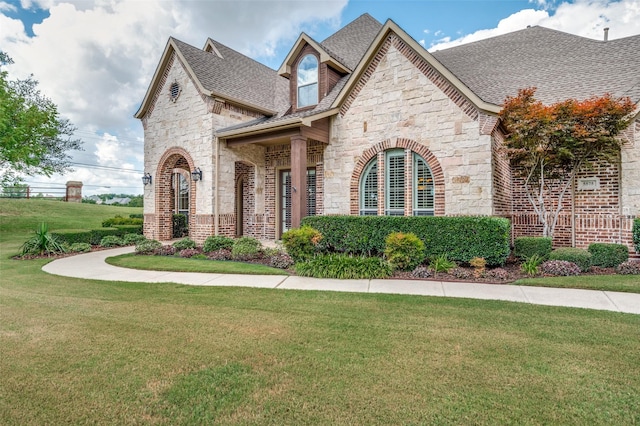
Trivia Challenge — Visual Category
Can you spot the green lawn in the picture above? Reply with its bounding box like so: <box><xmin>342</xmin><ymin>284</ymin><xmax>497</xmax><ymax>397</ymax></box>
<box><xmin>1</xmin><ymin>198</ymin><xmax>639</xmax><ymax>424</ymax></box>
<box><xmin>516</xmin><ymin>274</ymin><xmax>640</xmax><ymax>293</ymax></box>
<box><xmin>107</xmin><ymin>253</ymin><xmax>288</xmax><ymax>275</ymax></box>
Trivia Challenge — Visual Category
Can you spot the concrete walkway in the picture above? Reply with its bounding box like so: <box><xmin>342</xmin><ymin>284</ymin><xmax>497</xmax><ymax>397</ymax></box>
<box><xmin>42</xmin><ymin>246</ymin><xmax>640</xmax><ymax>315</ymax></box>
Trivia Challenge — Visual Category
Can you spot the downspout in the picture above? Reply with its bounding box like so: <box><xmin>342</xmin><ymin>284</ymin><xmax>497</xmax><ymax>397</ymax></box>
<box><xmin>214</xmin><ymin>135</ymin><xmax>220</xmax><ymax>236</ymax></box>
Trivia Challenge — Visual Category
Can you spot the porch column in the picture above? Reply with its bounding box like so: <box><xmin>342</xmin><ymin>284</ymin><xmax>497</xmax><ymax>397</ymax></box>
<box><xmin>290</xmin><ymin>134</ymin><xmax>307</xmax><ymax>229</ymax></box>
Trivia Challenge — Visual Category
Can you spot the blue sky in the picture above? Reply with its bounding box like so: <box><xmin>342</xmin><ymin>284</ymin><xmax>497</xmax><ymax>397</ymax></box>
<box><xmin>1</xmin><ymin>0</ymin><xmax>639</xmax><ymax>195</ymax></box>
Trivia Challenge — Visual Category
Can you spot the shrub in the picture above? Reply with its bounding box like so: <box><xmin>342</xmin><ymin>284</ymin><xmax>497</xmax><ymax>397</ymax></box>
<box><xmin>101</xmin><ymin>215</ymin><xmax>143</xmax><ymax>227</ymax></box>
<box><xmin>281</xmin><ymin>226</ymin><xmax>322</xmax><ymax>262</ymax></box>
<box><xmin>383</xmin><ymin>232</ymin><xmax>425</xmax><ymax>271</ymax></box>
<box><xmin>100</xmin><ymin>235</ymin><xmax>124</xmax><ymax>247</ymax></box>
<box><xmin>172</xmin><ymin>237</ymin><xmax>196</xmax><ymax>250</ymax></box>
<box><xmin>450</xmin><ymin>267</ymin><xmax>472</xmax><ymax>280</ymax></box>
<box><xmin>302</xmin><ymin>216</ymin><xmax>510</xmax><ymax>266</ymax></box>
<box><xmin>21</xmin><ymin>223</ymin><xmax>67</xmax><ymax>255</ymax></box>
<box><xmin>129</xmin><ymin>213</ymin><xmax>144</xmax><ymax>219</ymax></box>
<box><xmin>202</xmin><ymin>235</ymin><xmax>234</xmax><ymax>253</ymax></box>
<box><xmin>173</xmin><ymin>214</ymin><xmax>188</xmax><ymax>238</ymax></box>
<box><xmin>135</xmin><ymin>239</ymin><xmax>162</xmax><ymax>254</ymax></box>
<box><xmin>269</xmin><ymin>253</ymin><xmax>294</xmax><ymax>269</ymax></box>
<box><xmin>486</xmin><ymin>268</ymin><xmax>510</xmax><ymax>281</ymax></box>
<box><xmin>123</xmin><ymin>233</ymin><xmax>147</xmax><ymax>245</ymax></box>
<box><xmin>154</xmin><ymin>245</ymin><xmax>177</xmax><ymax>256</ymax></box>
<box><xmin>411</xmin><ymin>266</ymin><xmax>432</xmax><ymax>278</ymax></box>
<box><xmin>588</xmin><ymin>243</ymin><xmax>629</xmax><ymax>268</ymax></box>
<box><xmin>429</xmin><ymin>254</ymin><xmax>456</xmax><ymax>274</ymax></box>
<box><xmin>469</xmin><ymin>257</ymin><xmax>487</xmax><ymax>277</ymax></box>
<box><xmin>513</xmin><ymin>236</ymin><xmax>552</xmax><ymax>260</ymax></box>
<box><xmin>231</xmin><ymin>237</ymin><xmax>262</xmax><ymax>260</ymax></box>
<box><xmin>69</xmin><ymin>242</ymin><xmax>92</xmax><ymax>253</ymax></box>
<box><xmin>633</xmin><ymin>218</ymin><xmax>640</xmax><ymax>254</ymax></box>
<box><xmin>113</xmin><ymin>224</ymin><xmax>143</xmax><ymax>234</ymax></box>
<box><xmin>521</xmin><ymin>254</ymin><xmax>543</xmax><ymax>276</ymax></box>
<box><xmin>52</xmin><ymin>228</ymin><xmax>127</xmax><ymax>245</ymax></box>
<box><xmin>548</xmin><ymin>248</ymin><xmax>592</xmax><ymax>272</ymax></box>
<box><xmin>295</xmin><ymin>254</ymin><xmax>392</xmax><ymax>279</ymax></box>
<box><xmin>207</xmin><ymin>249</ymin><xmax>232</xmax><ymax>261</ymax></box>
<box><xmin>541</xmin><ymin>260</ymin><xmax>581</xmax><ymax>276</ymax></box>
<box><xmin>178</xmin><ymin>248</ymin><xmax>201</xmax><ymax>258</ymax></box>
<box><xmin>616</xmin><ymin>261</ymin><xmax>640</xmax><ymax>275</ymax></box>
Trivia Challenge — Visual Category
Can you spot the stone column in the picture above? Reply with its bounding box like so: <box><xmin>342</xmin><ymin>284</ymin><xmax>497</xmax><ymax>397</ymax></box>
<box><xmin>66</xmin><ymin>181</ymin><xmax>83</xmax><ymax>203</ymax></box>
<box><xmin>290</xmin><ymin>135</ymin><xmax>307</xmax><ymax>229</ymax></box>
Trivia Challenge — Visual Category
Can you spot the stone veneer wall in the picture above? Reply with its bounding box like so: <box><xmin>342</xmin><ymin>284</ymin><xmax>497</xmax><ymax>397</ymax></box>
<box><xmin>141</xmin><ymin>52</ymin><xmax>259</xmax><ymax>242</ymax></box>
<box><xmin>326</xmin><ymin>33</ymin><xmax>493</xmax><ymax>216</ymax></box>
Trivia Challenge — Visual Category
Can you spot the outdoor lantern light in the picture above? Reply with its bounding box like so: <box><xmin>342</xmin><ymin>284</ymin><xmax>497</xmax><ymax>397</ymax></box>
<box><xmin>142</xmin><ymin>173</ymin><xmax>152</xmax><ymax>185</ymax></box>
<box><xmin>191</xmin><ymin>167</ymin><xmax>202</xmax><ymax>182</ymax></box>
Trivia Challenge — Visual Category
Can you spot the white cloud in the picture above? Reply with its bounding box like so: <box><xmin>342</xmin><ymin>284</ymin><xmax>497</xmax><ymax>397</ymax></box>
<box><xmin>0</xmin><ymin>2</ymin><xmax>17</xmax><ymax>12</ymax></box>
<box><xmin>429</xmin><ymin>0</ymin><xmax>640</xmax><ymax>51</ymax></box>
<box><xmin>1</xmin><ymin>0</ymin><xmax>347</xmax><ymax>194</ymax></box>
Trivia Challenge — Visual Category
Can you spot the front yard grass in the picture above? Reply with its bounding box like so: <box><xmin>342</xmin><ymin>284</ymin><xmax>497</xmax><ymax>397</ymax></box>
<box><xmin>515</xmin><ymin>274</ymin><xmax>640</xmax><ymax>293</ymax></box>
<box><xmin>106</xmin><ymin>253</ymin><xmax>288</xmax><ymax>275</ymax></box>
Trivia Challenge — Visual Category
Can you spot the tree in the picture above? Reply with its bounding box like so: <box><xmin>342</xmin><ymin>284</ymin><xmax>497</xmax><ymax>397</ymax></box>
<box><xmin>1</xmin><ymin>183</ymin><xmax>29</xmax><ymax>198</ymax></box>
<box><xmin>500</xmin><ymin>88</ymin><xmax>636</xmax><ymax>238</ymax></box>
<box><xmin>0</xmin><ymin>51</ymin><xmax>82</xmax><ymax>185</ymax></box>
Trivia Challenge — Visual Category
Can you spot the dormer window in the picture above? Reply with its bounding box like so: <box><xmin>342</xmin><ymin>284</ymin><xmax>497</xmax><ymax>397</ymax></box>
<box><xmin>297</xmin><ymin>54</ymin><xmax>318</xmax><ymax>108</ymax></box>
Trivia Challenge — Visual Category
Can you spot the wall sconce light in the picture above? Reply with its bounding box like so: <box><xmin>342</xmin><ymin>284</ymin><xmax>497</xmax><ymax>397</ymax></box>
<box><xmin>191</xmin><ymin>167</ymin><xmax>202</xmax><ymax>182</ymax></box>
<box><xmin>142</xmin><ymin>173</ymin><xmax>152</xmax><ymax>186</ymax></box>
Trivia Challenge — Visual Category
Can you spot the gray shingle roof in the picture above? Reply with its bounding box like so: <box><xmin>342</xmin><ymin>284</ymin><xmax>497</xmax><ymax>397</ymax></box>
<box><xmin>320</xmin><ymin>13</ymin><xmax>383</xmax><ymax>71</ymax></box>
<box><xmin>431</xmin><ymin>26</ymin><xmax>640</xmax><ymax>105</ymax></box>
<box><xmin>171</xmin><ymin>38</ymin><xmax>289</xmax><ymax>113</ymax></box>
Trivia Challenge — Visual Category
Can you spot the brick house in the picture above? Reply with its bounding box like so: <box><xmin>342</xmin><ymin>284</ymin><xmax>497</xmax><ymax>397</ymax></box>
<box><xmin>135</xmin><ymin>14</ymin><xmax>640</xmax><ymax>254</ymax></box>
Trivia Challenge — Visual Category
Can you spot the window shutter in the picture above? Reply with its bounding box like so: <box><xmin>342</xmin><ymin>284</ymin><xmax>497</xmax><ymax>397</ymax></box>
<box><xmin>385</xmin><ymin>150</ymin><xmax>405</xmax><ymax>216</ymax></box>
<box><xmin>413</xmin><ymin>154</ymin><xmax>434</xmax><ymax>216</ymax></box>
<box><xmin>359</xmin><ymin>161</ymin><xmax>378</xmax><ymax>215</ymax></box>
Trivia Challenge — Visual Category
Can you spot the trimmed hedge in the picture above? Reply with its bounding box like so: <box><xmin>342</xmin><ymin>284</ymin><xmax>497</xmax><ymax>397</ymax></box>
<box><xmin>101</xmin><ymin>216</ymin><xmax>143</xmax><ymax>227</ymax></box>
<box><xmin>588</xmin><ymin>243</ymin><xmax>628</xmax><ymax>268</ymax></box>
<box><xmin>514</xmin><ymin>237</ymin><xmax>552</xmax><ymax>260</ymax></box>
<box><xmin>301</xmin><ymin>216</ymin><xmax>510</xmax><ymax>266</ymax></box>
<box><xmin>633</xmin><ymin>218</ymin><xmax>640</xmax><ymax>254</ymax></box>
<box><xmin>548</xmin><ymin>248</ymin><xmax>592</xmax><ymax>272</ymax></box>
<box><xmin>52</xmin><ymin>228</ymin><xmax>129</xmax><ymax>245</ymax></box>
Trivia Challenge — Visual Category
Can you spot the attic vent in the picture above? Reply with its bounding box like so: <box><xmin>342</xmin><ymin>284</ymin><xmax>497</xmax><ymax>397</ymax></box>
<box><xmin>169</xmin><ymin>82</ymin><xmax>181</xmax><ymax>102</ymax></box>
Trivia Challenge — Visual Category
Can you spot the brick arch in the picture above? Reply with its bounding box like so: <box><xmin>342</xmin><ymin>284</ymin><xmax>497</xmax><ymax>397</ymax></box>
<box><xmin>155</xmin><ymin>147</ymin><xmax>197</xmax><ymax>240</ymax></box>
<box><xmin>235</xmin><ymin>161</ymin><xmax>255</xmax><ymax>237</ymax></box>
<box><xmin>350</xmin><ymin>137</ymin><xmax>445</xmax><ymax>215</ymax></box>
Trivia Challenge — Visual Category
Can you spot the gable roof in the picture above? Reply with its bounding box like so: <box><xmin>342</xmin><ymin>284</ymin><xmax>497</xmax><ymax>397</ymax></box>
<box><xmin>135</xmin><ymin>37</ymin><xmax>289</xmax><ymax>118</ymax></box>
<box><xmin>319</xmin><ymin>13</ymin><xmax>383</xmax><ymax>71</ymax></box>
<box><xmin>432</xmin><ymin>26</ymin><xmax>640</xmax><ymax>105</ymax></box>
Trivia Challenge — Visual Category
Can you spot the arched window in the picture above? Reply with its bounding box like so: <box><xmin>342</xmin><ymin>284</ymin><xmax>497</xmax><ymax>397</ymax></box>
<box><xmin>297</xmin><ymin>54</ymin><xmax>318</xmax><ymax>108</ymax></box>
<box><xmin>359</xmin><ymin>150</ymin><xmax>434</xmax><ymax>216</ymax></box>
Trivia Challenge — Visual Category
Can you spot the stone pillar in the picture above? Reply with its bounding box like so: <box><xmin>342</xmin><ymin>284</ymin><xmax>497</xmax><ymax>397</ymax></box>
<box><xmin>66</xmin><ymin>181</ymin><xmax>82</xmax><ymax>203</ymax></box>
<box><xmin>290</xmin><ymin>135</ymin><xmax>307</xmax><ymax>229</ymax></box>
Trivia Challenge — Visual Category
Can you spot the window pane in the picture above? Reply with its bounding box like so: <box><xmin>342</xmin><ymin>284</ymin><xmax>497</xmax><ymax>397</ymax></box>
<box><xmin>385</xmin><ymin>151</ymin><xmax>405</xmax><ymax>215</ymax></box>
<box><xmin>413</xmin><ymin>154</ymin><xmax>434</xmax><ymax>216</ymax></box>
<box><xmin>359</xmin><ymin>161</ymin><xmax>377</xmax><ymax>216</ymax></box>
<box><xmin>297</xmin><ymin>55</ymin><xmax>318</xmax><ymax>108</ymax></box>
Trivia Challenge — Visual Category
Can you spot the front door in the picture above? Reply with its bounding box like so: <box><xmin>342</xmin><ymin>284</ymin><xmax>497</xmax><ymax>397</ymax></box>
<box><xmin>279</xmin><ymin>168</ymin><xmax>316</xmax><ymax>237</ymax></box>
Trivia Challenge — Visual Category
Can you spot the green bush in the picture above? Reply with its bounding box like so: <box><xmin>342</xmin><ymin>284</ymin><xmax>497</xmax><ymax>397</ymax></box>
<box><xmin>173</xmin><ymin>214</ymin><xmax>188</xmax><ymax>238</ymax></box>
<box><xmin>231</xmin><ymin>237</ymin><xmax>262</xmax><ymax>260</ymax></box>
<box><xmin>101</xmin><ymin>215</ymin><xmax>143</xmax><ymax>227</ymax></box>
<box><xmin>588</xmin><ymin>243</ymin><xmax>629</xmax><ymax>268</ymax></box>
<box><xmin>548</xmin><ymin>247</ymin><xmax>592</xmax><ymax>272</ymax></box>
<box><xmin>172</xmin><ymin>237</ymin><xmax>196</xmax><ymax>250</ymax></box>
<box><xmin>129</xmin><ymin>213</ymin><xmax>144</xmax><ymax>219</ymax></box>
<box><xmin>384</xmin><ymin>232</ymin><xmax>425</xmax><ymax>271</ymax></box>
<box><xmin>301</xmin><ymin>216</ymin><xmax>510</xmax><ymax>266</ymax></box>
<box><xmin>113</xmin><ymin>224</ymin><xmax>143</xmax><ymax>234</ymax></box>
<box><xmin>89</xmin><ymin>228</ymin><xmax>127</xmax><ymax>245</ymax></box>
<box><xmin>100</xmin><ymin>235</ymin><xmax>125</xmax><ymax>247</ymax></box>
<box><xmin>21</xmin><ymin>222</ymin><xmax>67</xmax><ymax>255</ymax></box>
<box><xmin>69</xmin><ymin>242</ymin><xmax>92</xmax><ymax>253</ymax></box>
<box><xmin>135</xmin><ymin>239</ymin><xmax>162</xmax><ymax>254</ymax></box>
<box><xmin>295</xmin><ymin>253</ymin><xmax>392</xmax><ymax>279</ymax></box>
<box><xmin>633</xmin><ymin>218</ymin><xmax>640</xmax><ymax>254</ymax></box>
<box><xmin>202</xmin><ymin>235</ymin><xmax>234</xmax><ymax>253</ymax></box>
<box><xmin>514</xmin><ymin>237</ymin><xmax>552</xmax><ymax>260</ymax></box>
<box><xmin>281</xmin><ymin>226</ymin><xmax>322</xmax><ymax>262</ymax></box>
<box><xmin>429</xmin><ymin>254</ymin><xmax>456</xmax><ymax>274</ymax></box>
<box><xmin>521</xmin><ymin>254</ymin><xmax>543</xmax><ymax>276</ymax></box>
<box><xmin>51</xmin><ymin>229</ymin><xmax>93</xmax><ymax>245</ymax></box>
<box><xmin>123</xmin><ymin>233</ymin><xmax>147</xmax><ymax>245</ymax></box>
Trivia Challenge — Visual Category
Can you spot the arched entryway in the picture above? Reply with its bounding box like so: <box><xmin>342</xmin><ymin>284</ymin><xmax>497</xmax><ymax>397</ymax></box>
<box><xmin>155</xmin><ymin>148</ymin><xmax>196</xmax><ymax>240</ymax></box>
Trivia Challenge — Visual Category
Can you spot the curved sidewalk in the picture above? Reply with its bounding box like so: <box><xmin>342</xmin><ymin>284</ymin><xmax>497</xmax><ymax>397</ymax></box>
<box><xmin>42</xmin><ymin>246</ymin><xmax>640</xmax><ymax>315</ymax></box>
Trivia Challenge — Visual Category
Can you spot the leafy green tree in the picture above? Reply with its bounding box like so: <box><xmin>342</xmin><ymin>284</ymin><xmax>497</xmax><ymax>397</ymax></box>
<box><xmin>0</xmin><ymin>51</ymin><xmax>82</xmax><ymax>185</ymax></box>
<box><xmin>500</xmin><ymin>88</ymin><xmax>636</xmax><ymax>238</ymax></box>
<box><xmin>2</xmin><ymin>183</ymin><xmax>29</xmax><ymax>198</ymax></box>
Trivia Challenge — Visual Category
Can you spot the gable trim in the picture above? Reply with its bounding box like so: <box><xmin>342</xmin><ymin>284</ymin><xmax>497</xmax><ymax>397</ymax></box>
<box><xmin>332</xmin><ymin>20</ymin><xmax>501</xmax><ymax>117</ymax></box>
<box><xmin>277</xmin><ymin>33</ymin><xmax>351</xmax><ymax>78</ymax></box>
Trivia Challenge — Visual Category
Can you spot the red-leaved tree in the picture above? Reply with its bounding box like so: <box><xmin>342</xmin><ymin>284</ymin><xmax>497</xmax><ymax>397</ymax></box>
<box><xmin>500</xmin><ymin>88</ymin><xmax>636</xmax><ymax>238</ymax></box>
